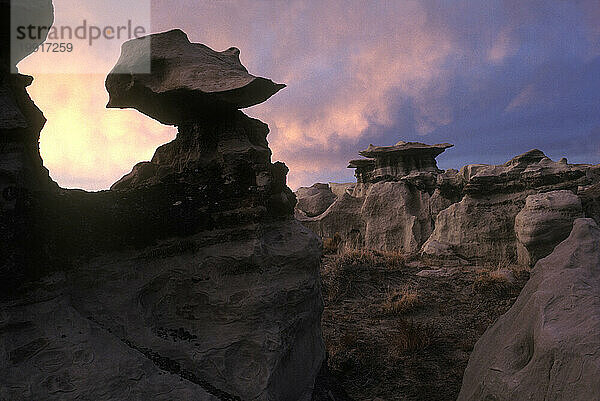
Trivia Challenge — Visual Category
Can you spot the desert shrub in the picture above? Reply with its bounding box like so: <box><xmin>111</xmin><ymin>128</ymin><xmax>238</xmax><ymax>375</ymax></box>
<box><xmin>387</xmin><ymin>319</ymin><xmax>437</xmax><ymax>357</ymax></box>
<box><xmin>381</xmin><ymin>286</ymin><xmax>420</xmax><ymax>315</ymax></box>
<box><xmin>321</xmin><ymin>247</ymin><xmax>405</xmax><ymax>302</ymax></box>
<box><xmin>473</xmin><ymin>268</ymin><xmax>513</xmax><ymax>296</ymax></box>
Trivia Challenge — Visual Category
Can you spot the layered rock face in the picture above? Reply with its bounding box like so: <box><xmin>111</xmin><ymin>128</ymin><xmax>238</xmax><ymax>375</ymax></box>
<box><xmin>458</xmin><ymin>218</ymin><xmax>600</xmax><ymax>401</ymax></box>
<box><xmin>1</xmin><ymin>28</ymin><xmax>325</xmax><ymax>400</ymax></box>
<box><xmin>423</xmin><ymin>150</ymin><xmax>595</xmax><ymax>262</ymax></box>
<box><xmin>298</xmin><ymin>143</ymin><xmax>600</xmax><ymax>262</ymax></box>
<box><xmin>297</xmin><ymin>141</ymin><xmax>453</xmax><ymax>253</ymax></box>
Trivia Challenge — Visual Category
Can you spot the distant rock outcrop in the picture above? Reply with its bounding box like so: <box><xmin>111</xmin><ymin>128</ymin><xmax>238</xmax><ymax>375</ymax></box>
<box><xmin>423</xmin><ymin>150</ymin><xmax>593</xmax><ymax>262</ymax></box>
<box><xmin>298</xmin><ymin>143</ymin><xmax>600</xmax><ymax>263</ymax></box>
<box><xmin>295</xmin><ymin>183</ymin><xmax>337</xmax><ymax>217</ymax></box>
<box><xmin>457</xmin><ymin>218</ymin><xmax>600</xmax><ymax>401</ymax></box>
<box><xmin>1</xmin><ymin>28</ymin><xmax>325</xmax><ymax>400</ymax></box>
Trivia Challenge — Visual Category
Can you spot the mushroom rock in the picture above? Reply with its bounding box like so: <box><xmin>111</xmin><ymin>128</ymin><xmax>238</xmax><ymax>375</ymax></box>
<box><xmin>352</xmin><ymin>141</ymin><xmax>453</xmax><ymax>184</ymax></box>
<box><xmin>2</xmin><ymin>26</ymin><xmax>326</xmax><ymax>400</ymax></box>
<box><xmin>297</xmin><ymin>140</ymin><xmax>453</xmax><ymax>253</ymax></box>
<box><xmin>105</xmin><ymin>29</ymin><xmax>285</xmax><ymax>125</ymax></box>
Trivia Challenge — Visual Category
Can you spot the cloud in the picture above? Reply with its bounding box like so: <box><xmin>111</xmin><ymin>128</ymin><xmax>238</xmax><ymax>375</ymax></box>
<box><xmin>16</xmin><ymin>0</ymin><xmax>600</xmax><ymax>191</ymax></box>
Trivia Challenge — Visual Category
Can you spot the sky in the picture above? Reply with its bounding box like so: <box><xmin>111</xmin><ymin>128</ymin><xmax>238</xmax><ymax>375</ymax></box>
<box><xmin>17</xmin><ymin>0</ymin><xmax>600</xmax><ymax>191</ymax></box>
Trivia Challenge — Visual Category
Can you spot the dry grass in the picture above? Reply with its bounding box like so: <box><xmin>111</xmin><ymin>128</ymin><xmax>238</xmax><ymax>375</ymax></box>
<box><xmin>382</xmin><ymin>286</ymin><xmax>420</xmax><ymax>314</ymax></box>
<box><xmin>474</xmin><ymin>268</ymin><xmax>513</xmax><ymax>295</ymax></box>
<box><xmin>388</xmin><ymin>319</ymin><xmax>436</xmax><ymax>356</ymax></box>
<box><xmin>321</xmin><ymin>247</ymin><xmax>405</xmax><ymax>302</ymax></box>
<box><xmin>322</xmin><ymin>233</ymin><xmax>342</xmax><ymax>254</ymax></box>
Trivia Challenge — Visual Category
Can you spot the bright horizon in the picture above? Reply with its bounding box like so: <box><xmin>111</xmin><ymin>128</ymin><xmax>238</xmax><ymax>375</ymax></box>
<box><xmin>17</xmin><ymin>0</ymin><xmax>600</xmax><ymax>191</ymax></box>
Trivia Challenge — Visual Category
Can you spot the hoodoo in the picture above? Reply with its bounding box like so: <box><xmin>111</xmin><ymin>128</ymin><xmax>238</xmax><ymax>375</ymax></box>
<box><xmin>0</xmin><ymin>28</ymin><xmax>325</xmax><ymax>401</ymax></box>
<box><xmin>349</xmin><ymin>141</ymin><xmax>453</xmax><ymax>183</ymax></box>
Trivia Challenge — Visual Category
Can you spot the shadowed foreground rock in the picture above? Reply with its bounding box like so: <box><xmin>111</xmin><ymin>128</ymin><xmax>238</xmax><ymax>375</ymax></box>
<box><xmin>457</xmin><ymin>218</ymin><xmax>600</xmax><ymax>401</ymax></box>
<box><xmin>1</xmin><ymin>28</ymin><xmax>325</xmax><ymax>400</ymax></box>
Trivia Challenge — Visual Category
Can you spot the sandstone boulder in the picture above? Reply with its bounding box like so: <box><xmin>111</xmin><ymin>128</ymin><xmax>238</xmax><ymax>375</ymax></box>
<box><xmin>422</xmin><ymin>193</ymin><xmax>523</xmax><ymax>262</ymax></box>
<box><xmin>458</xmin><ymin>218</ymin><xmax>600</xmax><ymax>401</ymax></box>
<box><xmin>295</xmin><ymin>183</ymin><xmax>337</xmax><ymax>217</ymax></box>
<box><xmin>68</xmin><ymin>220</ymin><xmax>324</xmax><ymax>401</ymax></box>
<box><xmin>514</xmin><ymin>190</ymin><xmax>583</xmax><ymax>266</ymax></box>
<box><xmin>106</xmin><ymin>29</ymin><xmax>285</xmax><ymax>125</ymax></box>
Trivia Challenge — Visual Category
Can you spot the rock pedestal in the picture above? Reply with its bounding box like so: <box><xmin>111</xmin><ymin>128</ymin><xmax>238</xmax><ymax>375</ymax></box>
<box><xmin>1</xmin><ymin>28</ymin><xmax>325</xmax><ymax>401</ymax></box>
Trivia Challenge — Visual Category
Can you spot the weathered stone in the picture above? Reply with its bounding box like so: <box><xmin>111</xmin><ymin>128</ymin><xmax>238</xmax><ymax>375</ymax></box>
<box><xmin>422</xmin><ymin>150</ymin><xmax>594</xmax><ymax>263</ymax></box>
<box><xmin>514</xmin><ymin>190</ymin><xmax>583</xmax><ymax>266</ymax></box>
<box><xmin>295</xmin><ymin>183</ymin><xmax>337</xmax><ymax>217</ymax></box>
<box><xmin>423</xmin><ymin>193</ymin><xmax>524</xmax><ymax>262</ymax></box>
<box><xmin>579</xmin><ymin>183</ymin><xmax>600</xmax><ymax>224</ymax></box>
<box><xmin>349</xmin><ymin>141</ymin><xmax>453</xmax><ymax>184</ymax></box>
<box><xmin>69</xmin><ymin>220</ymin><xmax>324</xmax><ymax>401</ymax></box>
<box><xmin>328</xmin><ymin>182</ymin><xmax>354</xmax><ymax>198</ymax></box>
<box><xmin>2</xmin><ymin>25</ymin><xmax>326</xmax><ymax>400</ymax></box>
<box><xmin>106</xmin><ymin>29</ymin><xmax>285</xmax><ymax>125</ymax></box>
<box><xmin>458</xmin><ymin>218</ymin><xmax>600</xmax><ymax>401</ymax></box>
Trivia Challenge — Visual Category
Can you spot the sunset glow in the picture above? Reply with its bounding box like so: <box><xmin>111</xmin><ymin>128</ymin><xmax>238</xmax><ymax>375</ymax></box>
<box><xmin>17</xmin><ymin>0</ymin><xmax>600</xmax><ymax>190</ymax></box>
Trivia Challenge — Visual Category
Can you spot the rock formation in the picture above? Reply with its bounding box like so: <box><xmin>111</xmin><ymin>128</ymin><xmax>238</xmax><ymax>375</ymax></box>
<box><xmin>106</xmin><ymin>29</ymin><xmax>285</xmax><ymax>125</ymax></box>
<box><xmin>514</xmin><ymin>190</ymin><xmax>583</xmax><ymax>266</ymax></box>
<box><xmin>457</xmin><ymin>218</ymin><xmax>600</xmax><ymax>401</ymax></box>
<box><xmin>295</xmin><ymin>183</ymin><xmax>337</xmax><ymax>217</ymax></box>
<box><xmin>298</xmin><ymin>143</ymin><xmax>600</xmax><ymax>263</ymax></box>
<box><xmin>296</xmin><ymin>141</ymin><xmax>454</xmax><ymax>253</ymax></box>
<box><xmin>1</xmin><ymin>28</ymin><xmax>326</xmax><ymax>400</ymax></box>
<box><xmin>1</xmin><ymin>0</ymin><xmax>58</xmax><ymax>291</ymax></box>
<box><xmin>422</xmin><ymin>150</ymin><xmax>594</xmax><ymax>262</ymax></box>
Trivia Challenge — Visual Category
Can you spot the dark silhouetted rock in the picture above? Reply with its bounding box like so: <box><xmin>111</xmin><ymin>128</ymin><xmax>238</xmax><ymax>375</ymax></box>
<box><xmin>106</xmin><ymin>29</ymin><xmax>285</xmax><ymax>125</ymax></box>
<box><xmin>1</xmin><ymin>0</ymin><xmax>54</xmax><ymax>72</ymax></box>
<box><xmin>2</xmin><ymin>26</ymin><xmax>324</xmax><ymax>400</ymax></box>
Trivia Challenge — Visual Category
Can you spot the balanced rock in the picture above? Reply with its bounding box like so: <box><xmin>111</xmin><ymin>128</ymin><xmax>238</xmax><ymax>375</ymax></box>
<box><xmin>2</xmin><ymin>27</ymin><xmax>326</xmax><ymax>400</ymax></box>
<box><xmin>349</xmin><ymin>141</ymin><xmax>453</xmax><ymax>185</ymax></box>
<box><xmin>106</xmin><ymin>29</ymin><xmax>285</xmax><ymax>125</ymax></box>
<box><xmin>297</xmin><ymin>140</ymin><xmax>452</xmax><ymax>253</ymax></box>
<box><xmin>514</xmin><ymin>190</ymin><xmax>583</xmax><ymax>266</ymax></box>
<box><xmin>458</xmin><ymin>218</ymin><xmax>600</xmax><ymax>401</ymax></box>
